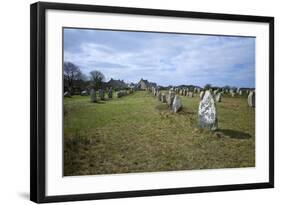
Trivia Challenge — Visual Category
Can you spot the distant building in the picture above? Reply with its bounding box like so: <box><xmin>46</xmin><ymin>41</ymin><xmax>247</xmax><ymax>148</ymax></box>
<box><xmin>128</xmin><ymin>82</ymin><xmax>136</xmax><ymax>89</ymax></box>
<box><xmin>136</xmin><ymin>78</ymin><xmax>157</xmax><ymax>90</ymax></box>
<box><xmin>107</xmin><ymin>78</ymin><xmax>128</xmax><ymax>89</ymax></box>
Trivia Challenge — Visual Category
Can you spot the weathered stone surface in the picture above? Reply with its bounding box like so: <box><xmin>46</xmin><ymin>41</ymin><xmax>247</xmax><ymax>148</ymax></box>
<box><xmin>199</xmin><ymin>91</ymin><xmax>205</xmax><ymax>100</ymax></box>
<box><xmin>172</xmin><ymin>96</ymin><xmax>182</xmax><ymax>113</ymax></box>
<box><xmin>215</xmin><ymin>92</ymin><xmax>222</xmax><ymax>102</ymax></box>
<box><xmin>156</xmin><ymin>89</ymin><xmax>159</xmax><ymax>96</ymax></box>
<box><xmin>98</xmin><ymin>89</ymin><xmax>105</xmax><ymax>100</ymax></box>
<box><xmin>213</xmin><ymin>90</ymin><xmax>218</xmax><ymax>95</ymax></box>
<box><xmin>116</xmin><ymin>91</ymin><xmax>122</xmax><ymax>98</ymax></box>
<box><xmin>180</xmin><ymin>89</ymin><xmax>184</xmax><ymax>95</ymax></box>
<box><xmin>90</xmin><ymin>89</ymin><xmax>97</xmax><ymax>102</ymax></box>
<box><xmin>64</xmin><ymin>91</ymin><xmax>71</xmax><ymax>97</ymax></box>
<box><xmin>167</xmin><ymin>90</ymin><xmax>175</xmax><ymax>107</ymax></box>
<box><xmin>81</xmin><ymin>90</ymin><xmax>88</xmax><ymax>96</ymax></box>
<box><xmin>230</xmin><ymin>89</ymin><xmax>235</xmax><ymax>97</ymax></box>
<box><xmin>198</xmin><ymin>90</ymin><xmax>218</xmax><ymax>130</ymax></box>
<box><xmin>188</xmin><ymin>92</ymin><xmax>194</xmax><ymax>97</ymax></box>
<box><xmin>161</xmin><ymin>93</ymin><xmax>166</xmax><ymax>103</ymax></box>
<box><xmin>108</xmin><ymin>88</ymin><xmax>113</xmax><ymax>98</ymax></box>
<box><xmin>158</xmin><ymin>92</ymin><xmax>162</xmax><ymax>101</ymax></box>
<box><xmin>116</xmin><ymin>90</ymin><xmax>128</xmax><ymax>98</ymax></box>
<box><xmin>236</xmin><ymin>88</ymin><xmax>240</xmax><ymax>94</ymax></box>
<box><xmin>248</xmin><ymin>91</ymin><xmax>255</xmax><ymax>107</ymax></box>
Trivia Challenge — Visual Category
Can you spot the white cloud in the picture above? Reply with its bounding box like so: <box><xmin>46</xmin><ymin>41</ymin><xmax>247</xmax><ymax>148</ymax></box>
<box><xmin>64</xmin><ymin>29</ymin><xmax>255</xmax><ymax>87</ymax></box>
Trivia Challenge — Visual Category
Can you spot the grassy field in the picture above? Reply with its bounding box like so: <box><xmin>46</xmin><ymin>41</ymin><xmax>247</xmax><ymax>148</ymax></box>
<box><xmin>64</xmin><ymin>91</ymin><xmax>255</xmax><ymax>176</ymax></box>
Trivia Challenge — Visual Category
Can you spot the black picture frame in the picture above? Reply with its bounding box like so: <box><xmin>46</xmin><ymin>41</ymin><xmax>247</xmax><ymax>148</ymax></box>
<box><xmin>30</xmin><ymin>1</ymin><xmax>274</xmax><ymax>203</ymax></box>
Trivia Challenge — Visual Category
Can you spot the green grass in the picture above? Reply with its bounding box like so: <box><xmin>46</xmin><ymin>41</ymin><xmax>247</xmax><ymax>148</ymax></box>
<box><xmin>64</xmin><ymin>91</ymin><xmax>255</xmax><ymax>176</ymax></box>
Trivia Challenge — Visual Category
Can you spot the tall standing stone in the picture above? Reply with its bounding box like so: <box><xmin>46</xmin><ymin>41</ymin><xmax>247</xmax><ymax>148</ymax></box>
<box><xmin>158</xmin><ymin>92</ymin><xmax>162</xmax><ymax>101</ymax></box>
<box><xmin>181</xmin><ymin>89</ymin><xmax>184</xmax><ymax>95</ymax></box>
<box><xmin>167</xmin><ymin>90</ymin><xmax>175</xmax><ymax>108</ymax></box>
<box><xmin>199</xmin><ymin>91</ymin><xmax>205</xmax><ymax>100</ymax></box>
<box><xmin>99</xmin><ymin>89</ymin><xmax>105</xmax><ymax>100</ymax></box>
<box><xmin>90</xmin><ymin>89</ymin><xmax>97</xmax><ymax>102</ymax></box>
<box><xmin>230</xmin><ymin>89</ymin><xmax>235</xmax><ymax>97</ymax></box>
<box><xmin>64</xmin><ymin>91</ymin><xmax>71</xmax><ymax>97</ymax></box>
<box><xmin>81</xmin><ymin>90</ymin><xmax>88</xmax><ymax>96</ymax></box>
<box><xmin>213</xmin><ymin>90</ymin><xmax>218</xmax><ymax>95</ymax></box>
<box><xmin>248</xmin><ymin>91</ymin><xmax>255</xmax><ymax>107</ymax></box>
<box><xmin>161</xmin><ymin>93</ymin><xmax>166</xmax><ymax>103</ymax></box>
<box><xmin>236</xmin><ymin>88</ymin><xmax>240</xmax><ymax>94</ymax></box>
<box><xmin>198</xmin><ymin>90</ymin><xmax>218</xmax><ymax>130</ymax></box>
<box><xmin>172</xmin><ymin>96</ymin><xmax>182</xmax><ymax>113</ymax></box>
<box><xmin>215</xmin><ymin>92</ymin><xmax>222</xmax><ymax>102</ymax></box>
<box><xmin>156</xmin><ymin>89</ymin><xmax>159</xmax><ymax>97</ymax></box>
<box><xmin>154</xmin><ymin>88</ymin><xmax>157</xmax><ymax>96</ymax></box>
<box><xmin>108</xmin><ymin>88</ymin><xmax>113</xmax><ymax>98</ymax></box>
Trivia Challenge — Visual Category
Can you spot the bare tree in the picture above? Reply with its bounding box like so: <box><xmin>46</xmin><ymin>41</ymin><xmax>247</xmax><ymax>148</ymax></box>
<box><xmin>64</xmin><ymin>62</ymin><xmax>82</xmax><ymax>92</ymax></box>
<box><xmin>89</xmin><ymin>70</ymin><xmax>105</xmax><ymax>90</ymax></box>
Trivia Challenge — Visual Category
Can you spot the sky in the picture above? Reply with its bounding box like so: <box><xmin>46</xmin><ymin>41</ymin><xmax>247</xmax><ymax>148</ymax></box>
<box><xmin>64</xmin><ymin>28</ymin><xmax>255</xmax><ymax>88</ymax></box>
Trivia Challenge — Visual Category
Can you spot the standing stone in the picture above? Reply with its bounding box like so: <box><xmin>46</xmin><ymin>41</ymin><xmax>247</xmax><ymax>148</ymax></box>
<box><xmin>116</xmin><ymin>91</ymin><xmax>122</xmax><ymax>98</ymax></box>
<box><xmin>200</xmin><ymin>91</ymin><xmax>205</xmax><ymax>100</ymax></box>
<box><xmin>156</xmin><ymin>90</ymin><xmax>159</xmax><ymax>96</ymax></box>
<box><xmin>230</xmin><ymin>89</ymin><xmax>235</xmax><ymax>97</ymax></box>
<box><xmin>81</xmin><ymin>90</ymin><xmax>88</xmax><ymax>96</ymax></box>
<box><xmin>64</xmin><ymin>91</ymin><xmax>71</xmax><ymax>97</ymax></box>
<box><xmin>248</xmin><ymin>91</ymin><xmax>255</xmax><ymax>107</ymax></box>
<box><xmin>215</xmin><ymin>92</ymin><xmax>222</xmax><ymax>102</ymax></box>
<box><xmin>108</xmin><ymin>88</ymin><xmax>113</xmax><ymax>98</ymax></box>
<box><xmin>213</xmin><ymin>90</ymin><xmax>218</xmax><ymax>95</ymax></box>
<box><xmin>172</xmin><ymin>96</ymin><xmax>182</xmax><ymax>113</ymax></box>
<box><xmin>161</xmin><ymin>93</ymin><xmax>166</xmax><ymax>103</ymax></box>
<box><xmin>188</xmin><ymin>92</ymin><xmax>194</xmax><ymax>97</ymax></box>
<box><xmin>90</xmin><ymin>89</ymin><xmax>97</xmax><ymax>102</ymax></box>
<box><xmin>184</xmin><ymin>89</ymin><xmax>188</xmax><ymax>96</ymax></box>
<box><xmin>239</xmin><ymin>90</ymin><xmax>243</xmax><ymax>95</ymax></box>
<box><xmin>153</xmin><ymin>88</ymin><xmax>157</xmax><ymax>96</ymax></box>
<box><xmin>99</xmin><ymin>89</ymin><xmax>105</xmax><ymax>100</ymax></box>
<box><xmin>198</xmin><ymin>90</ymin><xmax>218</xmax><ymax>130</ymax></box>
<box><xmin>158</xmin><ymin>92</ymin><xmax>162</xmax><ymax>101</ymax></box>
<box><xmin>181</xmin><ymin>89</ymin><xmax>184</xmax><ymax>95</ymax></box>
<box><xmin>236</xmin><ymin>88</ymin><xmax>240</xmax><ymax>94</ymax></box>
<box><xmin>167</xmin><ymin>90</ymin><xmax>175</xmax><ymax>108</ymax></box>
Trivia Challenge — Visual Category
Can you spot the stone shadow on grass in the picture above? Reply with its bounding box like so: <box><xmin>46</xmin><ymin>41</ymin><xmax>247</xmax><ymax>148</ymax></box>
<box><xmin>92</xmin><ymin>101</ymin><xmax>106</xmax><ymax>104</ymax></box>
<box><xmin>218</xmin><ymin>129</ymin><xmax>252</xmax><ymax>139</ymax></box>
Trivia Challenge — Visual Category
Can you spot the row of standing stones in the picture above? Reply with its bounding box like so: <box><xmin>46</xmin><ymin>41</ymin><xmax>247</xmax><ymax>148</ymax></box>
<box><xmin>63</xmin><ymin>88</ymin><xmax>134</xmax><ymax>102</ymax></box>
<box><xmin>150</xmin><ymin>87</ymin><xmax>255</xmax><ymax>131</ymax></box>
<box><xmin>151</xmin><ymin>87</ymin><xmax>182</xmax><ymax>113</ymax></box>
<box><xmin>89</xmin><ymin>88</ymin><xmax>134</xmax><ymax>102</ymax></box>
<box><xmin>65</xmin><ymin>87</ymin><xmax>255</xmax><ymax>131</ymax></box>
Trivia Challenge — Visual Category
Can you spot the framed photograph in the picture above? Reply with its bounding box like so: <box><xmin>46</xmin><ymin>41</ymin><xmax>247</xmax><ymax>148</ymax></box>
<box><xmin>30</xmin><ymin>2</ymin><xmax>274</xmax><ymax>203</ymax></box>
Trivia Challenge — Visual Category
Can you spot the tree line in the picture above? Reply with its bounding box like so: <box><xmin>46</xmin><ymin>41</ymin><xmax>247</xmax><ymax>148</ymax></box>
<box><xmin>64</xmin><ymin>62</ymin><xmax>105</xmax><ymax>94</ymax></box>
